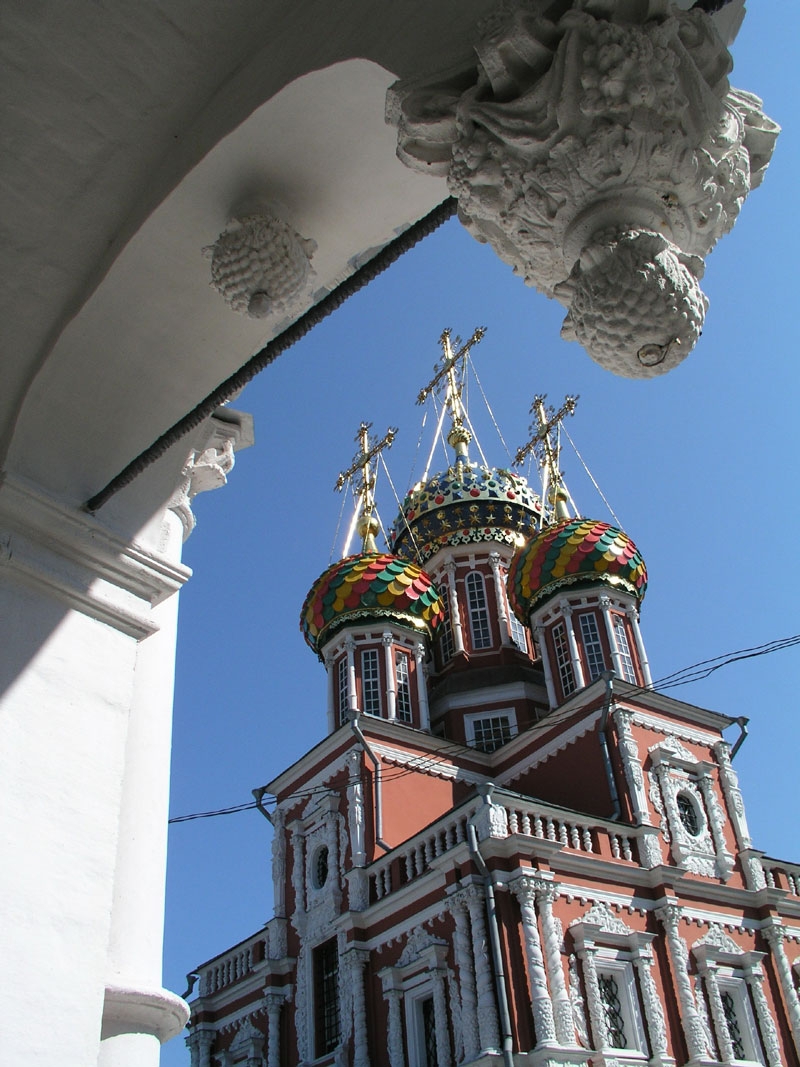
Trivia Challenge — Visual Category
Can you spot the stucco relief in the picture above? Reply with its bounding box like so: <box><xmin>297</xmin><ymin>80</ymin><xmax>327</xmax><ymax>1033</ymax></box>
<box><xmin>205</xmin><ymin>207</ymin><xmax>315</xmax><ymax>319</ymax></box>
<box><xmin>389</xmin><ymin>0</ymin><xmax>778</xmax><ymax>379</ymax></box>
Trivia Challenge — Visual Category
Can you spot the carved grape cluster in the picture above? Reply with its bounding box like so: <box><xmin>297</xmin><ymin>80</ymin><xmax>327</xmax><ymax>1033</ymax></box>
<box><xmin>206</xmin><ymin>212</ymin><xmax>315</xmax><ymax>319</ymax></box>
<box><xmin>560</xmin><ymin>229</ymin><xmax>707</xmax><ymax>378</ymax></box>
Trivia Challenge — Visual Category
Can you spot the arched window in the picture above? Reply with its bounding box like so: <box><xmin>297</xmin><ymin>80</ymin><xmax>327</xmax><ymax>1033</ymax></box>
<box><xmin>465</xmin><ymin>571</ymin><xmax>491</xmax><ymax>650</ymax></box>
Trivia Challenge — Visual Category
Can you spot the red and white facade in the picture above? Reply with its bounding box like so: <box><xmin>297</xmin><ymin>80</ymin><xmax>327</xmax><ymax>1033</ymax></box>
<box><xmin>187</xmin><ymin>469</ymin><xmax>800</xmax><ymax>1067</ymax></box>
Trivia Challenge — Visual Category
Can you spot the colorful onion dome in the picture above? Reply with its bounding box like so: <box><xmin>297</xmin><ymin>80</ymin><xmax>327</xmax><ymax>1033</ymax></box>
<box><xmin>300</xmin><ymin>552</ymin><xmax>445</xmax><ymax>657</ymax></box>
<box><xmin>389</xmin><ymin>464</ymin><xmax>543</xmax><ymax>564</ymax></box>
<box><xmin>508</xmin><ymin>519</ymin><xmax>648</xmax><ymax>619</ymax></box>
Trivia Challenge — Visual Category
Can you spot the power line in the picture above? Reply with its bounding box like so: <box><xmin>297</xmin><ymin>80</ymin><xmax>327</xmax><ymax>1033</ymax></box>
<box><xmin>168</xmin><ymin>632</ymin><xmax>800</xmax><ymax>825</ymax></box>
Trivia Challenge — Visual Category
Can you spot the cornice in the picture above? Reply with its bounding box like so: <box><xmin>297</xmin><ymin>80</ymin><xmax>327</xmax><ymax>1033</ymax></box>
<box><xmin>0</xmin><ymin>473</ymin><xmax>190</xmax><ymax>638</ymax></box>
<box><xmin>371</xmin><ymin>741</ymin><xmax>486</xmax><ymax>785</ymax></box>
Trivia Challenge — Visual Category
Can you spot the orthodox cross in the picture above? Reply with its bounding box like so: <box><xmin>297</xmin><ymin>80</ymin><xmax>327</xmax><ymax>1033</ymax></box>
<box><xmin>514</xmin><ymin>394</ymin><xmax>578</xmax><ymax>521</ymax></box>
<box><xmin>335</xmin><ymin>421</ymin><xmax>397</xmax><ymax>552</ymax></box>
<box><xmin>417</xmin><ymin>327</ymin><xmax>486</xmax><ymax>464</ymax></box>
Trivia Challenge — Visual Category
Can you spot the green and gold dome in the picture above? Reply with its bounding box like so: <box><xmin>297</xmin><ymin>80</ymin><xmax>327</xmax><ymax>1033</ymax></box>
<box><xmin>508</xmin><ymin>518</ymin><xmax>647</xmax><ymax>620</ymax></box>
<box><xmin>301</xmin><ymin>552</ymin><xmax>445</xmax><ymax>658</ymax></box>
<box><xmin>390</xmin><ymin>464</ymin><xmax>543</xmax><ymax>565</ymax></box>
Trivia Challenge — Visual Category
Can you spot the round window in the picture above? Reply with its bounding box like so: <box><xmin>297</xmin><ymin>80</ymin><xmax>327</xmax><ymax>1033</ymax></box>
<box><xmin>676</xmin><ymin>792</ymin><xmax>701</xmax><ymax>837</ymax></box>
<box><xmin>312</xmin><ymin>845</ymin><xmax>329</xmax><ymax>889</ymax></box>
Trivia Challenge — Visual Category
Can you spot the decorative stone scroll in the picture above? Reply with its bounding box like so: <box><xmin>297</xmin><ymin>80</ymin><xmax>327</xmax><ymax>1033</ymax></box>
<box><xmin>205</xmin><ymin>206</ymin><xmax>315</xmax><ymax>319</ymax></box>
<box><xmin>388</xmin><ymin>0</ymin><xmax>778</xmax><ymax>379</ymax></box>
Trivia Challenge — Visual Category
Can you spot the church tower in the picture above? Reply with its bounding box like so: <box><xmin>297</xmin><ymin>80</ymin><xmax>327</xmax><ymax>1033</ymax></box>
<box><xmin>187</xmin><ymin>331</ymin><xmax>800</xmax><ymax>1067</ymax></box>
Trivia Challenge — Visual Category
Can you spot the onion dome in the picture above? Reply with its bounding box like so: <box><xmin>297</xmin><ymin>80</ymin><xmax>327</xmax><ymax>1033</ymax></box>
<box><xmin>390</xmin><ymin>464</ymin><xmax>543</xmax><ymax>565</ymax></box>
<box><xmin>508</xmin><ymin>519</ymin><xmax>647</xmax><ymax>619</ymax></box>
<box><xmin>300</xmin><ymin>553</ymin><xmax>445</xmax><ymax>657</ymax></box>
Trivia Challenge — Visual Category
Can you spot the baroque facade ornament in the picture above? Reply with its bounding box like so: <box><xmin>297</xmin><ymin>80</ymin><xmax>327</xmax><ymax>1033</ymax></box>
<box><xmin>389</xmin><ymin>0</ymin><xmax>778</xmax><ymax>378</ymax></box>
<box><xmin>205</xmin><ymin>207</ymin><xmax>315</xmax><ymax>319</ymax></box>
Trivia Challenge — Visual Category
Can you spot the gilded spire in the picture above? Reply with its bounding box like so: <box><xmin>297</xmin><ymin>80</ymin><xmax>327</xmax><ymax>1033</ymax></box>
<box><xmin>335</xmin><ymin>421</ymin><xmax>397</xmax><ymax>553</ymax></box>
<box><xmin>417</xmin><ymin>327</ymin><xmax>486</xmax><ymax>469</ymax></box>
<box><xmin>514</xmin><ymin>395</ymin><xmax>578</xmax><ymax>524</ymax></box>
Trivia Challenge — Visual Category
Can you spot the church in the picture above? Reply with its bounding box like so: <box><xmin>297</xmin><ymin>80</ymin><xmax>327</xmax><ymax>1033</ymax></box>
<box><xmin>186</xmin><ymin>333</ymin><xmax>800</xmax><ymax>1066</ymax></box>
<box><xmin>0</xmin><ymin>3</ymin><xmax>788</xmax><ymax>1064</ymax></box>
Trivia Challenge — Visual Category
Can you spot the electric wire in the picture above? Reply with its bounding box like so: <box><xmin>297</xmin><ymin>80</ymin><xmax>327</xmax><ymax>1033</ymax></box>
<box><xmin>561</xmin><ymin>423</ymin><xmax>622</xmax><ymax>527</ymax></box>
<box><xmin>169</xmin><ymin>632</ymin><xmax>800</xmax><ymax>825</ymax></box>
<box><xmin>84</xmin><ymin>197</ymin><xmax>457</xmax><ymax>513</ymax></box>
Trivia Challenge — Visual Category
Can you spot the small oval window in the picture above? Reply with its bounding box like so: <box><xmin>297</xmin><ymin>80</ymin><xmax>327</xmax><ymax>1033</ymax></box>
<box><xmin>312</xmin><ymin>845</ymin><xmax>329</xmax><ymax>889</ymax></box>
<box><xmin>676</xmin><ymin>792</ymin><xmax>700</xmax><ymax>837</ymax></box>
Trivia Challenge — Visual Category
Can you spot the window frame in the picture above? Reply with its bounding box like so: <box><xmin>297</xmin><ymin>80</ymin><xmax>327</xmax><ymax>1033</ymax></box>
<box><xmin>577</xmin><ymin>611</ymin><xmax>606</xmax><ymax>681</ymax></box>
<box><xmin>313</xmin><ymin>938</ymin><xmax>341</xmax><ymax>1057</ymax></box>
<box><xmin>551</xmin><ymin>620</ymin><xmax>575</xmax><ymax>697</ymax></box>
<box><xmin>611</xmin><ymin>613</ymin><xmax>637</xmax><ymax>684</ymax></box>
<box><xmin>435</xmin><ymin>578</ymin><xmax>456</xmax><ymax>666</ymax></box>
<box><xmin>593</xmin><ymin>953</ymin><xmax>649</xmax><ymax>1056</ymax></box>
<box><xmin>715</xmin><ymin>973</ymin><xmax>765</xmax><ymax>1065</ymax></box>
<box><xmin>395</xmin><ymin>649</ymin><xmax>413</xmax><ymax>723</ymax></box>
<box><xmin>337</xmin><ymin>655</ymin><xmax>350</xmax><ymax>726</ymax></box>
<box><xmin>360</xmin><ymin>647</ymin><xmax>381</xmax><ymax>717</ymax></box>
<box><xmin>402</xmin><ymin>975</ymin><xmax>442</xmax><ymax>1067</ymax></box>
<box><xmin>465</xmin><ymin>571</ymin><xmax>492</xmax><ymax>650</ymax></box>
<box><xmin>464</xmin><ymin>709</ymin><xmax>518</xmax><ymax>753</ymax></box>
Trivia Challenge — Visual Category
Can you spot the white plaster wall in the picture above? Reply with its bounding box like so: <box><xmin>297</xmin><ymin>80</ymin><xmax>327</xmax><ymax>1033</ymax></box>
<box><xmin>0</xmin><ymin>577</ymin><xmax>135</xmax><ymax>1065</ymax></box>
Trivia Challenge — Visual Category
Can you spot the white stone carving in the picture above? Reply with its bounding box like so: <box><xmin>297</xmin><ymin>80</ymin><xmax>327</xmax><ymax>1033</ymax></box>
<box><xmin>432</xmin><ymin>969</ymin><xmax>453</xmax><ymax>1067</ymax></box>
<box><xmin>169</xmin><ymin>408</ymin><xmax>254</xmax><ymax>540</ymax></box>
<box><xmin>448</xmin><ymin>967</ymin><xmax>464</xmax><ymax>1065</ymax></box>
<box><xmin>271</xmin><ymin>807</ymin><xmax>287</xmax><ymax>922</ymax></box>
<box><xmin>761</xmin><ymin>923</ymin><xmax>800</xmax><ymax>1054</ymax></box>
<box><xmin>346</xmin><ymin>750</ymin><xmax>367</xmax><ymax>868</ymax></box>
<box><xmin>511</xmin><ymin>877</ymin><xmax>558</xmax><ymax>1045</ymax></box>
<box><xmin>747</xmin><ymin>968</ymin><xmax>782</xmax><ymax>1067</ymax></box>
<box><xmin>533</xmin><ymin>879</ymin><xmax>574</xmax><ymax>1044</ymax></box>
<box><xmin>186</xmin><ymin>1027</ymin><xmax>215</xmax><ymax>1067</ymax></box>
<box><xmin>449</xmin><ymin>892</ymin><xmax>481</xmax><ymax>1061</ymax></box>
<box><xmin>264</xmin><ymin>995</ymin><xmax>284</xmax><ymax>1067</ymax></box>
<box><xmin>383</xmin><ymin>987</ymin><xmax>405</xmax><ymax>1067</ymax></box>
<box><xmin>216</xmin><ymin>1016</ymin><xmax>265</xmax><ymax>1066</ymax></box>
<box><xmin>693</xmin><ymin>973</ymin><xmax>720</xmax><ymax>1061</ymax></box>
<box><xmin>472</xmin><ymin>795</ymin><xmax>509</xmax><ymax>841</ymax></box>
<box><xmin>569</xmin><ymin>902</ymin><xmax>632</xmax><ymax>937</ymax></box>
<box><xmin>633</xmin><ymin>948</ymin><xmax>669</xmax><ymax>1060</ymax></box>
<box><xmin>655</xmin><ymin>902</ymin><xmax>710</xmax><ymax>1061</ymax></box>
<box><xmin>205</xmin><ymin>208</ymin><xmax>315</xmax><ymax>318</ymax></box>
<box><xmin>294</xmin><ymin>950</ymin><xmax>308</xmax><ymax>1064</ymax></box>
<box><xmin>390</xmin><ymin>0</ymin><xmax>778</xmax><ymax>378</ymax></box>
<box><xmin>568</xmin><ymin>954</ymin><xmax>589</xmax><ymax>1048</ymax></box>
<box><xmin>694</xmin><ymin>925</ymin><xmax>743</xmax><ymax>956</ymax></box>
<box><xmin>464</xmin><ymin>886</ymin><xmax>501</xmax><ymax>1052</ymax></box>
<box><xmin>613</xmin><ymin>708</ymin><xmax>651</xmax><ymax>826</ymax></box>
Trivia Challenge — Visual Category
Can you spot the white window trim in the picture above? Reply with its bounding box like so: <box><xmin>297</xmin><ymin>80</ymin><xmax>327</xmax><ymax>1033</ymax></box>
<box><xmin>361</xmin><ymin>647</ymin><xmax>381</xmax><ymax>717</ymax></box>
<box><xmin>465</xmin><ymin>570</ymin><xmax>492</xmax><ymax>650</ymax></box>
<box><xmin>464</xmin><ymin>708</ymin><xmax>518</xmax><ymax>753</ymax></box>
<box><xmin>594</xmin><ymin>951</ymin><xmax>649</xmax><ymax>1056</ymax></box>
<box><xmin>578</xmin><ymin>611</ymin><xmax>606</xmax><ymax>681</ymax></box>
<box><xmin>716</xmin><ymin>972</ymin><xmax>764</xmax><ymax>1064</ymax></box>
<box><xmin>402</xmin><ymin>974</ymin><xmax>439</xmax><ymax>1067</ymax></box>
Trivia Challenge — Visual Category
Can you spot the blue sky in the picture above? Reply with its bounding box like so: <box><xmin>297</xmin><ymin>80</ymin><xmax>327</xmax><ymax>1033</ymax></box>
<box><xmin>161</xmin><ymin>8</ymin><xmax>798</xmax><ymax>1062</ymax></box>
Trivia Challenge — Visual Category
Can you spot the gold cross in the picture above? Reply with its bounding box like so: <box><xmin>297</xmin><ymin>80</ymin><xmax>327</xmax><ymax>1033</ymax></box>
<box><xmin>417</xmin><ymin>327</ymin><xmax>486</xmax><ymax>408</ymax></box>
<box><xmin>513</xmin><ymin>395</ymin><xmax>578</xmax><ymax>471</ymax></box>
<box><xmin>335</xmin><ymin>421</ymin><xmax>397</xmax><ymax>497</ymax></box>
